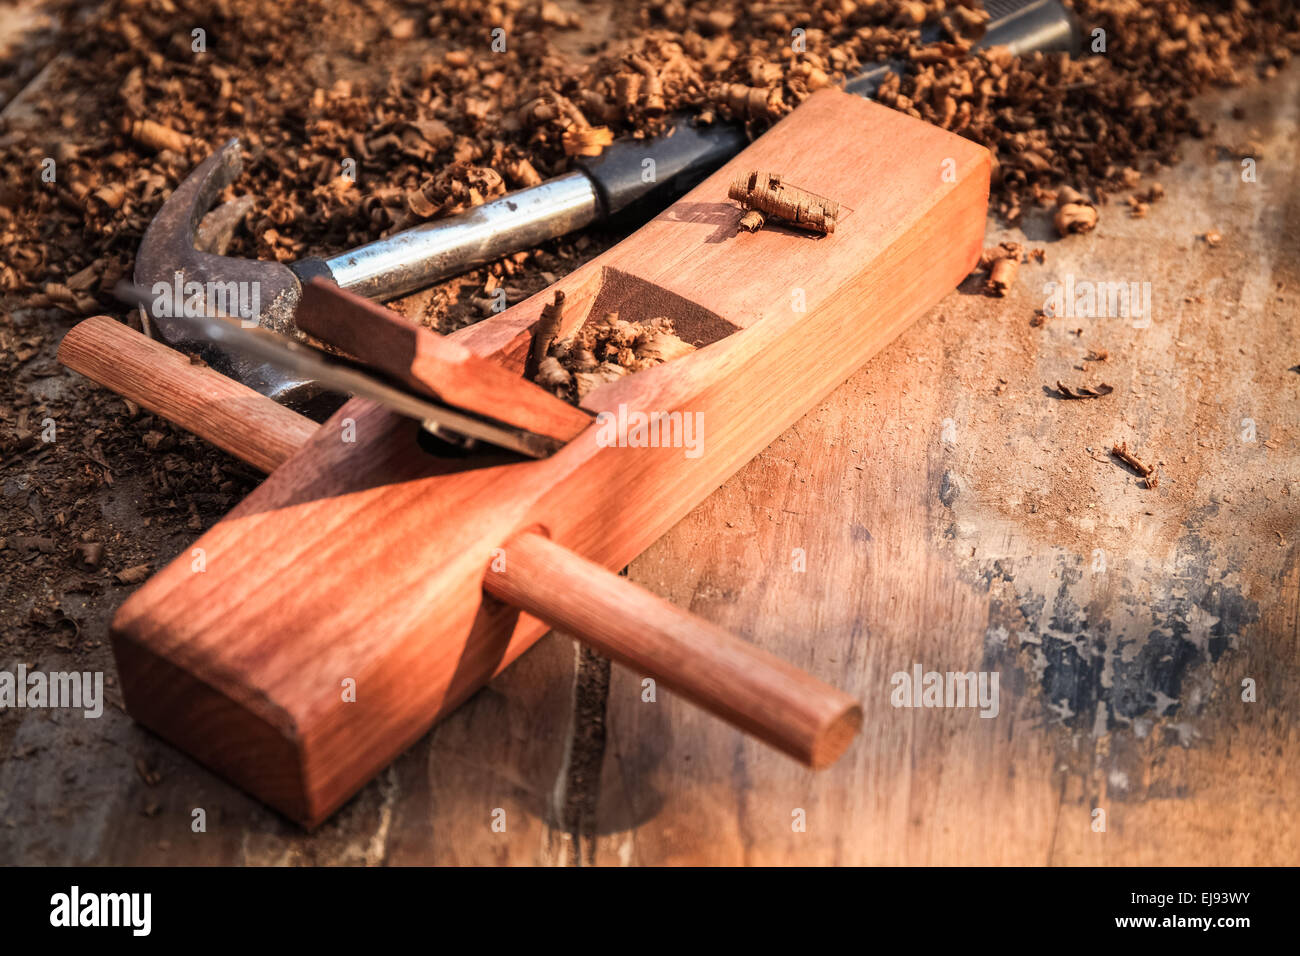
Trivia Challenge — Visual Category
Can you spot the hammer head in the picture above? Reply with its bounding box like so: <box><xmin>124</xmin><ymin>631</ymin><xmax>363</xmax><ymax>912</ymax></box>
<box><xmin>134</xmin><ymin>138</ymin><xmax>333</xmax><ymax>414</ymax></box>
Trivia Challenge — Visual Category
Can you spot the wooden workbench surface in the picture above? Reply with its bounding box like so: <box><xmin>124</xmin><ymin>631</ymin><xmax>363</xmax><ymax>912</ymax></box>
<box><xmin>2</xmin><ymin>63</ymin><xmax>1296</xmax><ymax>865</ymax></box>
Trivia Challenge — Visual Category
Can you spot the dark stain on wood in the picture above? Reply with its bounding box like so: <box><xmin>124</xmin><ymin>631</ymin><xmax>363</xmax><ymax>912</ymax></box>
<box><xmin>979</xmin><ymin>528</ymin><xmax>1258</xmax><ymax>738</ymax></box>
<box><xmin>939</xmin><ymin>470</ymin><xmax>961</xmax><ymax>507</ymax></box>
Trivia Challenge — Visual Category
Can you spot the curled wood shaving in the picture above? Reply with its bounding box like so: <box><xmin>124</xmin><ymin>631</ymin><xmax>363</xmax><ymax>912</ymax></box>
<box><xmin>562</xmin><ymin>126</ymin><xmax>614</xmax><ymax>157</ymax></box>
<box><xmin>626</xmin><ymin>54</ymin><xmax>665</xmax><ymax>115</ymax></box>
<box><xmin>535</xmin><ymin>355</ymin><xmax>572</xmax><ymax>391</ymax></box>
<box><xmin>1054</xmin><ymin>186</ymin><xmax>1098</xmax><ymax>236</ymax></box>
<box><xmin>404</xmin><ymin>163</ymin><xmax>506</xmax><ymax>223</ymax></box>
<box><xmin>504</xmin><ymin>157</ymin><xmax>543</xmax><ymax>188</ymax></box>
<box><xmin>1056</xmin><ymin>381</ymin><xmax>1114</xmax><ymax>399</ymax></box>
<box><xmin>528</xmin><ymin>290</ymin><xmax>566</xmax><ymax>375</ymax></box>
<box><xmin>122</xmin><ymin>118</ymin><xmax>193</xmax><ymax>154</ymax></box>
<box><xmin>709</xmin><ymin>81</ymin><xmax>784</xmax><ymax>122</ymax></box>
<box><xmin>535</xmin><ymin>311</ymin><xmax>695</xmax><ymax>402</ymax></box>
<box><xmin>1112</xmin><ymin>441</ymin><xmax>1159</xmax><ymax>488</ymax></box>
<box><xmin>728</xmin><ymin>169</ymin><xmax>839</xmax><ymax>235</ymax></box>
<box><xmin>986</xmin><ymin>257</ymin><xmax>1019</xmax><ymax>296</ymax></box>
<box><xmin>977</xmin><ymin>242</ymin><xmax>1032</xmax><ymax>296</ymax></box>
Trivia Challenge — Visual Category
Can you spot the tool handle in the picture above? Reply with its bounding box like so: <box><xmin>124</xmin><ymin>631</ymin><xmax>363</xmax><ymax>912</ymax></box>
<box><xmin>60</xmin><ymin>318</ymin><xmax>861</xmax><ymax>767</ymax></box>
<box><xmin>314</xmin><ymin>172</ymin><xmax>600</xmax><ymax>301</ymax></box>
<box><xmin>485</xmin><ymin>531</ymin><xmax>861</xmax><ymax>768</ymax></box>
<box><xmin>58</xmin><ymin>316</ymin><xmax>317</xmax><ymax>473</ymax></box>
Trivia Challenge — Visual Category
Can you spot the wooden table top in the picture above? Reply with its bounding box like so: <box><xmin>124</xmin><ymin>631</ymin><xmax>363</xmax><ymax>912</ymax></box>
<box><xmin>2</xmin><ymin>60</ymin><xmax>1295</xmax><ymax>865</ymax></box>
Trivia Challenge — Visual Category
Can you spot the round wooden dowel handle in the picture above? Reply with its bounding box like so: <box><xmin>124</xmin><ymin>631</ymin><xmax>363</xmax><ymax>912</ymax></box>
<box><xmin>58</xmin><ymin>316</ymin><xmax>317</xmax><ymax>473</ymax></box>
<box><xmin>484</xmin><ymin>531</ymin><xmax>862</xmax><ymax>768</ymax></box>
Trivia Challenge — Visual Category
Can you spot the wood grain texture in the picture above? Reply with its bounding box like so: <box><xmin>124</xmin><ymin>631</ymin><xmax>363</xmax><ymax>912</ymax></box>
<box><xmin>57</xmin><ymin>315</ymin><xmax>317</xmax><ymax>474</ymax></box>
<box><xmin>108</xmin><ymin>89</ymin><xmax>990</xmax><ymax>826</ymax></box>
<box><xmin>579</xmin><ymin>76</ymin><xmax>1300</xmax><ymax>865</ymax></box>
<box><xmin>295</xmin><ymin>279</ymin><xmax>593</xmax><ymax>444</ymax></box>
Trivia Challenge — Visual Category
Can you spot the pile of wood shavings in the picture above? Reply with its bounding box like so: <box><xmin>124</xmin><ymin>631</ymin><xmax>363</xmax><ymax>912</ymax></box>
<box><xmin>535</xmin><ymin>312</ymin><xmax>695</xmax><ymax>403</ymax></box>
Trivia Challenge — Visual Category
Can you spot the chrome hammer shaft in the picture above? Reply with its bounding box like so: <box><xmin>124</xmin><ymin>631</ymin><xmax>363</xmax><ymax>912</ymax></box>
<box><xmin>316</xmin><ymin>172</ymin><xmax>600</xmax><ymax>302</ymax></box>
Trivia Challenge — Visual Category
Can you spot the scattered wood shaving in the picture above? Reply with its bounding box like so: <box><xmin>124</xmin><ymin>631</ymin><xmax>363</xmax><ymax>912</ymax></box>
<box><xmin>1112</xmin><ymin>441</ymin><xmax>1159</xmax><ymax>489</ymax></box>
<box><xmin>1054</xmin><ymin>186</ymin><xmax>1098</xmax><ymax>236</ymax></box>
<box><xmin>115</xmin><ymin>563</ymin><xmax>151</xmax><ymax>584</ymax></box>
<box><xmin>122</xmin><ymin>118</ymin><xmax>192</xmax><ymax>154</ymax></box>
<box><xmin>562</xmin><ymin>125</ymin><xmax>614</xmax><ymax>157</ymax></box>
<box><xmin>975</xmin><ymin>242</ymin><xmax>1035</xmax><ymax>296</ymax></box>
<box><xmin>1057</xmin><ymin>381</ymin><xmax>1114</xmax><ymax>399</ymax></box>
<box><xmin>986</xmin><ymin>257</ymin><xmax>1019</xmax><ymax>296</ymax></box>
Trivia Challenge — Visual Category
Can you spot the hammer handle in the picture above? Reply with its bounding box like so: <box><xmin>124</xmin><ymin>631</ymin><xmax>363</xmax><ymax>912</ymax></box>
<box><xmin>60</xmin><ymin>317</ymin><xmax>861</xmax><ymax>768</ymax></box>
<box><xmin>58</xmin><ymin>316</ymin><xmax>317</xmax><ymax>473</ymax></box>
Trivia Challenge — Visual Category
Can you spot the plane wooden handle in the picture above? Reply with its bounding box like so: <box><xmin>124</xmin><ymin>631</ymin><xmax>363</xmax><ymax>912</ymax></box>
<box><xmin>59</xmin><ymin>316</ymin><xmax>861</xmax><ymax>768</ymax></box>
<box><xmin>485</xmin><ymin>531</ymin><xmax>861</xmax><ymax>767</ymax></box>
<box><xmin>58</xmin><ymin>316</ymin><xmax>317</xmax><ymax>473</ymax></box>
